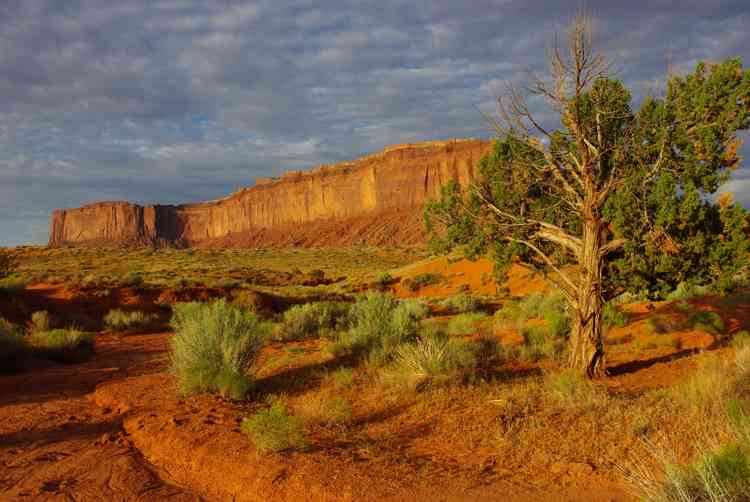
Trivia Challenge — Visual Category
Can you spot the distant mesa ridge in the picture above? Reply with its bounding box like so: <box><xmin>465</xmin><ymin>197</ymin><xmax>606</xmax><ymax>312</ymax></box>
<box><xmin>49</xmin><ymin>138</ymin><xmax>492</xmax><ymax>248</ymax></box>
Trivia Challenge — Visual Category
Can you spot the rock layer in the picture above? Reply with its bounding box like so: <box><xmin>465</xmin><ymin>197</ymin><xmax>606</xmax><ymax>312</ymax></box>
<box><xmin>49</xmin><ymin>138</ymin><xmax>492</xmax><ymax>247</ymax></box>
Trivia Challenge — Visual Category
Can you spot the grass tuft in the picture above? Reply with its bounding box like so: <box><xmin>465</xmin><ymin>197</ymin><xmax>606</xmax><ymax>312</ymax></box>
<box><xmin>30</xmin><ymin>328</ymin><xmax>95</xmax><ymax>363</ymax></box>
<box><xmin>242</xmin><ymin>399</ymin><xmax>306</xmax><ymax>452</ymax></box>
<box><xmin>170</xmin><ymin>299</ymin><xmax>270</xmax><ymax>399</ymax></box>
<box><xmin>104</xmin><ymin>309</ymin><xmax>156</xmax><ymax>333</ymax></box>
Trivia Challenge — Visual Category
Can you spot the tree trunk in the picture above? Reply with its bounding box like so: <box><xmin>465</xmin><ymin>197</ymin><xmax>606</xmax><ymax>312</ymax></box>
<box><xmin>568</xmin><ymin>217</ymin><xmax>606</xmax><ymax>378</ymax></box>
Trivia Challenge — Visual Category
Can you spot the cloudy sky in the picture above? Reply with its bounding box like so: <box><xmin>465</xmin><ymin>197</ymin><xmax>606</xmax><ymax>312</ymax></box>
<box><xmin>1</xmin><ymin>1</ymin><xmax>749</xmax><ymax>246</ymax></box>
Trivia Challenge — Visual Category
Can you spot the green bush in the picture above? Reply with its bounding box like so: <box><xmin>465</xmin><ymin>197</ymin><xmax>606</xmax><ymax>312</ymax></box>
<box><xmin>403</xmin><ymin>272</ymin><xmax>443</xmax><ymax>292</ymax></box>
<box><xmin>242</xmin><ymin>400</ymin><xmax>306</xmax><ymax>452</ymax></box>
<box><xmin>295</xmin><ymin>395</ymin><xmax>352</xmax><ymax>426</ymax></box>
<box><xmin>635</xmin><ymin>442</ymin><xmax>750</xmax><ymax>501</ymax></box>
<box><xmin>546</xmin><ymin>369</ymin><xmax>606</xmax><ymax>407</ymax></box>
<box><xmin>30</xmin><ymin>329</ymin><xmax>95</xmax><ymax>363</ymax></box>
<box><xmin>0</xmin><ymin>318</ymin><xmax>29</xmax><ymax>372</ymax></box>
<box><xmin>603</xmin><ymin>302</ymin><xmax>628</xmax><ymax>329</ymax></box>
<box><xmin>170</xmin><ymin>299</ymin><xmax>270</xmax><ymax>399</ymax></box>
<box><xmin>375</xmin><ymin>272</ymin><xmax>394</xmax><ymax>289</ymax></box>
<box><xmin>446</xmin><ymin>312</ymin><xmax>489</xmax><ymax>335</ymax></box>
<box><xmin>329</xmin><ymin>367</ymin><xmax>355</xmax><ymax>389</ymax></box>
<box><xmin>104</xmin><ymin>309</ymin><xmax>156</xmax><ymax>333</ymax></box>
<box><xmin>440</xmin><ymin>294</ymin><xmax>481</xmax><ymax>314</ymax></box>
<box><xmin>334</xmin><ymin>293</ymin><xmax>428</xmax><ymax>362</ymax></box>
<box><xmin>544</xmin><ymin>309</ymin><xmax>571</xmax><ymax>338</ymax></box>
<box><xmin>31</xmin><ymin>311</ymin><xmax>53</xmax><ymax>332</ymax></box>
<box><xmin>687</xmin><ymin>311</ymin><xmax>725</xmax><ymax>335</ymax></box>
<box><xmin>665</xmin><ymin>281</ymin><xmax>710</xmax><ymax>301</ymax></box>
<box><xmin>385</xmin><ymin>333</ymin><xmax>479</xmax><ymax>389</ymax></box>
<box><xmin>277</xmin><ymin>301</ymin><xmax>350</xmax><ymax>341</ymax></box>
<box><xmin>231</xmin><ymin>289</ymin><xmax>272</xmax><ymax>317</ymax></box>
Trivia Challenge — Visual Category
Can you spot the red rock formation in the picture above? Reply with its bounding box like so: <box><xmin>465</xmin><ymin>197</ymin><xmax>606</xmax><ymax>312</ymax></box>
<box><xmin>49</xmin><ymin>138</ymin><xmax>492</xmax><ymax>247</ymax></box>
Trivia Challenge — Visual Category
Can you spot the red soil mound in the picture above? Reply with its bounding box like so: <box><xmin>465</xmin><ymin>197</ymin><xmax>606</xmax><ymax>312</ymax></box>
<box><xmin>392</xmin><ymin>257</ymin><xmax>550</xmax><ymax>298</ymax></box>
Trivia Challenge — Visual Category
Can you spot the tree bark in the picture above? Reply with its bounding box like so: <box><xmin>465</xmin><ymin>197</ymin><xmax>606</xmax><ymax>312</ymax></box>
<box><xmin>568</xmin><ymin>216</ymin><xmax>606</xmax><ymax>378</ymax></box>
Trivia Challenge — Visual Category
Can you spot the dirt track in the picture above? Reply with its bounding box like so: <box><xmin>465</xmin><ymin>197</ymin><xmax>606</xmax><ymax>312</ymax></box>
<box><xmin>0</xmin><ymin>329</ymin><xmax>634</xmax><ymax>501</ymax></box>
<box><xmin>0</xmin><ymin>332</ymin><xmax>198</xmax><ymax>501</ymax></box>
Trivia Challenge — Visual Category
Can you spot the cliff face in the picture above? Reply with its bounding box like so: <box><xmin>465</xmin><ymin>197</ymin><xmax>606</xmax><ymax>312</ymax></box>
<box><xmin>49</xmin><ymin>138</ymin><xmax>492</xmax><ymax>247</ymax></box>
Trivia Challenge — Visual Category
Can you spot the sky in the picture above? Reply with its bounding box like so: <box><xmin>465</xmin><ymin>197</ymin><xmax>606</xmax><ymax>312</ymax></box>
<box><xmin>1</xmin><ymin>0</ymin><xmax>749</xmax><ymax>246</ymax></box>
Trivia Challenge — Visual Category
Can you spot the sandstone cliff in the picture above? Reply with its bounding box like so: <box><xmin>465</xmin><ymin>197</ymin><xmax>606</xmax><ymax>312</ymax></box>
<box><xmin>49</xmin><ymin>138</ymin><xmax>492</xmax><ymax>247</ymax></box>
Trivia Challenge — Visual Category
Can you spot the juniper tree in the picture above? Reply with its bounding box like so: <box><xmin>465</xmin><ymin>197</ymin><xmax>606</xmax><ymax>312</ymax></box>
<box><xmin>425</xmin><ymin>14</ymin><xmax>750</xmax><ymax>377</ymax></box>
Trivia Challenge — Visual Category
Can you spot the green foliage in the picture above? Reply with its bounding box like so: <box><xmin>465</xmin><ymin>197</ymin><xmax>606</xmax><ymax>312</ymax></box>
<box><xmin>603</xmin><ymin>302</ymin><xmax>628</xmax><ymax>329</ymax></box>
<box><xmin>231</xmin><ymin>289</ymin><xmax>272</xmax><ymax>317</ymax></box>
<box><xmin>329</xmin><ymin>367</ymin><xmax>355</xmax><ymax>389</ymax></box>
<box><xmin>440</xmin><ymin>294</ymin><xmax>481</xmax><ymax>314</ymax></box>
<box><xmin>295</xmin><ymin>395</ymin><xmax>352</xmax><ymax>426</ymax></box>
<box><xmin>169</xmin><ymin>299</ymin><xmax>270</xmax><ymax>399</ymax></box>
<box><xmin>242</xmin><ymin>400</ymin><xmax>306</xmax><ymax>453</ymax></box>
<box><xmin>277</xmin><ymin>301</ymin><xmax>350</xmax><ymax>341</ymax></box>
<box><xmin>687</xmin><ymin>311</ymin><xmax>725</xmax><ymax>335</ymax></box>
<box><xmin>546</xmin><ymin>369</ymin><xmax>606</xmax><ymax>407</ymax></box>
<box><xmin>375</xmin><ymin>272</ymin><xmax>394</xmax><ymax>289</ymax></box>
<box><xmin>31</xmin><ymin>311</ymin><xmax>53</xmax><ymax>332</ymax></box>
<box><xmin>403</xmin><ymin>272</ymin><xmax>443</xmax><ymax>292</ymax></box>
<box><xmin>385</xmin><ymin>333</ymin><xmax>481</xmax><ymax>389</ymax></box>
<box><xmin>445</xmin><ymin>312</ymin><xmax>489</xmax><ymax>335</ymax></box>
<box><xmin>333</xmin><ymin>293</ymin><xmax>428</xmax><ymax>363</ymax></box>
<box><xmin>665</xmin><ymin>281</ymin><xmax>710</xmax><ymax>301</ymax></box>
<box><xmin>0</xmin><ymin>318</ymin><xmax>29</xmax><ymax>373</ymax></box>
<box><xmin>30</xmin><ymin>329</ymin><xmax>95</xmax><ymax>363</ymax></box>
<box><xmin>104</xmin><ymin>309</ymin><xmax>156</xmax><ymax>333</ymax></box>
<box><xmin>520</xmin><ymin>325</ymin><xmax>566</xmax><ymax>361</ymax></box>
<box><xmin>424</xmin><ymin>56</ymin><xmax>750</xmax><ymax>373</ymax></box>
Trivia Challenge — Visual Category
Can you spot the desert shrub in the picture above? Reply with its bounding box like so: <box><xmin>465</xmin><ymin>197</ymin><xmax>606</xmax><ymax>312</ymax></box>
<box><xmin>440</xmin><ymin>294</ymin><xmax>480</xmax><ymax>314</ymax></box>
<box><xmin>519</xmin><ymin>325</ymin><xmax>566</xmax><ymax>361</ymax></box>
<box><xmin>0</xmin><ymin>318</ymin><xmax>29</xmax><ymax>372</ymax></box>
<box><xmin>518</xmin><ymin>291</ymin><xmax>567</xmax><ymax>320</ymax></box>
<box><xmin>446</xmin><ymin>312</ymin><xmax>489</xmax><ymax>335</ymax></box>
<box><xmin>295</xmin><ymin>395</ymin><xmax>352</xmax><ymax>426</ymax></box>
<box><xmin>546</xmin><ymin>369</ymin><xmax>606</xmax><ymax>408</ymax></box>
<box><xmin>665</xmin><ymin>281</ymin><xmax>709</xmax><ymax>301</ymax></box>
<box><xmin>375</xmin><ymin>272</ymin><xmax>394</xmax><ymax>289</ymax></box>
<box><xmin>329</xmin><ymin>367</ymin><xmax>355</xmax><ymax>389</ymax></box>
<box><xmin>104</xmin><ymin>309</ymin><xmax>156</xmax><ymax>333</ymax></box>
<box><xmin>31</xmin><ymin>311</ymin><xmax>53</xmax><ymax>332</ymax></box>
<box><xmin>277</xmin><ymin>301</ymin><xmax>350</xmax><ymax>341</ymax></box>
<box><xmin>383</xmin><ymin>332</ymin><xmax>483</xmax><ymax>390</ymax></box>
<box><xmin>646</xmin><ymin>314</ymin><xmax>681</xmax><ymax>335</ymax></box>
<box><xmin>544</xmin><ymin>309</ymin><xmax>571</xmax><ymax>338</ymax></box>
<box><xmin>687</xmin><ymin>311</ymin><xmax>725</xmax><ymax>335</ymax></box>
<box><xmin>30</xmin><ymin>329</ymin><xmax>95</xmax><ymax>363</ymax></box>
<box><xmin>627</xmin><ymin>438</ymin><xmax>750</xmax><ymax>501</ymax></box>
<box><xmin>494</xmin><ymin>300</ymin><xmax>522</xmax><ymax>327</ymax></box>
<box><xmin>170</xmin><ymin>299</ymin><xmax>270</xmax><ymax>399</ymax></box>
<box><xmin>231</xmin><ymin>289</ymin><xmax>271</xmax><ymax>316</ymax></box>
<box><xmin>496</xmin><ymin>291</ymin><xmax>570</xmax><ymax>336</ymax></box>
<box><xmin>242</xmin><ymin>399</ymin><xmax>306</xmax><ymax>452</ymax></box>
<box><xmin>403</xmin><ymin>272</ymin><xmax>443</xmax><ymax>292</ymax></box>
<box><xmin>603</xmin><ymin>302</ymin><xmax>628</xmax><ymax>329</ymax></box>
<box><xmin>334</xmin><ymin>293</ymin><xmax>427</xmax><ymax>362</ymax></box>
